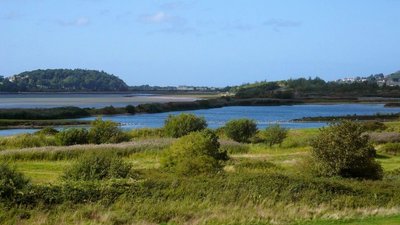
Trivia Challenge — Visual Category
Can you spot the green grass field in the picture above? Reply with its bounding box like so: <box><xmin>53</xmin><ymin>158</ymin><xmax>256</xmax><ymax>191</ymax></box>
<box><xmin>1</xmin><ymin>127</ymin><xmax>400</xmax><ymax>224</ymax></box>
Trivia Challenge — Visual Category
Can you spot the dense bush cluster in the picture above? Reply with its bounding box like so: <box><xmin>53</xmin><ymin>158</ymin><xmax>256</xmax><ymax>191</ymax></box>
<box><xmin>310</xmin><ymin>120</ymin><xmax>383</xmax><ymax>180</ymax></box>
<box><xmin>162</xmin><ymin>130</ymin><xmax>228</xmax><ymax>175</ymax></box>
<box><xmin>56</xmin><ymin>128</ymin><xmax>89</xmax><ymax>146</ymax></box>
<box><xmin>62</xmin><ymin>153</ymin><xmax>132</xmax><ymax>181</ymax></box>
<box><xmin>88</xmin><ymin>118</ymin><xmax>129</xmax><ymax>144</ymax></box>
<box><xmin>224</xmin><ymin>119</ymin><xmax>258</xmax><ymax>143</ymax></box>
<box><xmin>163</xmin><ymin>113</ymin><xmax>207</xmax><ymax>138</ymax></box>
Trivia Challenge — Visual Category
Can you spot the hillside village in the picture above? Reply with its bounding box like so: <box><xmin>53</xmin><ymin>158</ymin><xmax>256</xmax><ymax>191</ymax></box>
<box><xmin>336</xmin><ymin>71</ymin><xmax>400</xmax><ymax>86</ymax></box>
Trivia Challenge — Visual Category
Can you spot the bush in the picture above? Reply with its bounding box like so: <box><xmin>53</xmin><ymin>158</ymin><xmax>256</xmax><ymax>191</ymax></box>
<box><xmin>34</xmin><ymin>127</ymin><xmax>59</xmax><ymax>135</ymax></box>
<box><xmin>163</xmin><ymin>113</ymin><xmax>207</xmax><ymax>138</ymax></box>
<box><xmin>380</xmin><ymin>142</ymin><xmax>400</xmax><ymax>155</ymax></box>
<box><xmin>62</xmin><ymin>153</ymin><xmax>132</xmax><ymax>181</ymax></box>
<box><xmin>261</xmin><ymin>124</ymin><xmax>288</xmax><ymax>147</ymax></box>
<box><xmin>0</xmin><ymin>164</ymin><xmax>30</xmax><ymax>202</ymax></box>
<box><xmin>56</xmin><ymin>128</ymin><xmax>89</xmax><ymax>146</ymax></box>
<box><xmin>88</xmin><ymin>118</ymin><xmax>129</xmax><ymax>144</ymax></box>
<box><xmin>161</xmin><ymin>130</ymin><xmax>228</xmax><ymax>175</ymax></box>
<box><xmin>224</xmin><ymin>119</ymin><xmax>258</xmax><ymax>143</ymax></box>
<box><xmin>310</xmin><ymin>120</ymin><xmax>383</xmax><ymax>180</ymax></box>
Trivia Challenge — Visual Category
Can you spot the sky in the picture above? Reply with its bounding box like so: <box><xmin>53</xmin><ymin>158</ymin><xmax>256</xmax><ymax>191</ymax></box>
<box><xmin>1</xmin><ymin>0</ymin><xmax>399</xmax><ymax>87</ymax></box>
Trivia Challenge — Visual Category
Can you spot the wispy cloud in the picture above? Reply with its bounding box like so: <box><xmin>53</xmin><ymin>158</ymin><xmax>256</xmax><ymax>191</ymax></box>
<box><xmin>58</xmin><ymin>17</ymin><xmax>90</xmax><ymax>27</ymax></box>
<box><xmin>160</xmin><ymin>1</ymin><xmax>194</xmax><ymax>10</ymax></box>
<box><xmin>1</xmin><ymin>11</ymin><xmax>23</xmax><ymax>20</ymax></box>
<box><xmin>138</xmin><ymin>11</ymin><xmax>195</xmax><ymax>35</ymax></box>
<box><xmin>222</xmin><ymin>21</ymin><xmax>254</xmax><ymax>31</ymax></box>
<box><xmin>263</xmin><ymin>19</ymin><xmax>302</xmax><ymax>31</ymax></box>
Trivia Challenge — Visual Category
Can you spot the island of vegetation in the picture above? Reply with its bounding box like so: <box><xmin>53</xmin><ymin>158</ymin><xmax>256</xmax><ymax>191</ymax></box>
<box><xmin>0</xmin><ymin>69</ymin><xmax>129</xmax><ymax>92</ymax></box>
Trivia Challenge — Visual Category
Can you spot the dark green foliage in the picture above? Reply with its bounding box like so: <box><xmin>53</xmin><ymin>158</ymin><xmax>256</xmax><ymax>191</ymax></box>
<box><xmin>62</xmin><ymin>153</ymin><xmax>132</xmax><ymax>181</ymax></box>
<box><xmin>380</xmin><ymin>142</ymin><xmax>400</xmax><ymax>155</ymax></box>
<box><xmin>224</xmin><ymin>119</ymin><xmax>258</xmax><ymax>143</ymax></box>
<box><xmin>360</xmin><ymin>121</ymin><xmax>387</xmax><ymax>132</ymax></box>
<box><xmin>261</xmin><ymin>124</ymin><xmax>288</xmax><ymax>147</ymax></box>
<box><xmin>56</xmin><ymin>128</ymin><xmax>89</xmax><ymax>146</ymax></box>
<box><xmin>34</xmin><ymin>127</ymin><xmax>59</xmax><ymax>135</ymax></box>
<box><xmin>88</xmin><ymin>118</ymin><xmax>129</xmax><ymax>144</ymax></box>
<box><xmin>310</xmin><ymin>120</ymin><xmax>383</xmax><ymax>180</ymax></box>
<box><xmin>0</xmin><ymin>107</ymin><xmax>90</xmax><ymax>120</ymax></box>
<box><xmin>0</xmin><ymin>164</ymin><xmax>30</xmax><ymax>203</ymax></box>
<box><xmin>125</xmin><ymin>105</ymin><xmax>136</xmax><ymax>114</ymax></box>
<box><xmin>99</xmin><ymin>106</ymin><xmax>117</xmax><ymax>115</ymax></box>
<box><xmin>163</xmin><ymin>113</ymin><xmax>207</xmax><ymax>138</ymax></box>
<box><xmin>234</xmin><ymin>81</ymin><xmax>281</xmax><ymax>98</ymax></box>
<box><xmin>0</xmin><ymin>69</ymin><xmax>128</xmax><ymax>92</ymax></box>
<box><xmin>162</xmin><ymin>130</ymin><xmax>228</xmax><ymax>175</ymax></box>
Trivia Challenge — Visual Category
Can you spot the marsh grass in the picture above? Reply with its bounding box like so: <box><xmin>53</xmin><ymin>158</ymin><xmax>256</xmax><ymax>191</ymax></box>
<box><xmin>1</xmin><ymin>126</ymin><xmax>400</xmax><ymax>224</ymax></box>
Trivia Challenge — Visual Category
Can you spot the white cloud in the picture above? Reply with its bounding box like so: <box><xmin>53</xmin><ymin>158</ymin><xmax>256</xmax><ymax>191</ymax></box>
<box><xmin>138</xmin><ymin>12</ymin><xmax>174</xmax><ymax>24</ymax></box>
<box><xmin>263</xmin><ymin>19</ymin><xmax>302</xmax><ymax>31</ymax></box>
<box><xmin>59</xmin><ymin>17</ymin><xmax>90</xmax><ymax>27</ymax></box>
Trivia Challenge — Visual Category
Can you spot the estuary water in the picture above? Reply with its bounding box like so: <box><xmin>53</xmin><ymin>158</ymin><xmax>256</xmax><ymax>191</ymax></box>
<box><xmin>1</xmin><ymin>103</ymin><xmax>399</xmax><ymax>136</ymax></box>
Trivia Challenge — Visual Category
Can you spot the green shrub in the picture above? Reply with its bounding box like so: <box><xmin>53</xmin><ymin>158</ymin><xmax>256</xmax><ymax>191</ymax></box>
<box><xmin>62</xmin><ymin>153</ymin><xmax>132</xmax><ymax>181</ymax></box>
<box><xmin>163</xmin><ymin>113</ymin><xmax>207</xmax><ymax>138</ymax></box>
<box><xmin>88</xmin><ymin>118</ymin><xmax>129</xmax><ymax>144</ymax></box>
<box><xmin>310</xmin><ymin>120</ymin><xmax>383</xmax><ymax>180</ymax></box>
<box><xmin>261</xmin><ymin>124</ymin><xmax>288</xmax><ymax>147</ymax></box>
<box><xmin>380</xmin><ymin>142</ymin><xmax>400</xmax><ymax>155</ymax></box>
<box><xmin>224</xmin><ymin>119</ymin><xmax>258</xmax><ymax>143</ymax></box>
<box><xmin>162</xmin><ymin>130</ymin><xmax>228</xmax><ymax>175</ymax></box>
<box><xmin>56</xmin><ymin>128</ymin><xmax>89</xmax><ymax>146</ymax></box>
<box><xmin>34</xmin><ymin>127</ymin><xmax>59</xmax><ymax>135</ymax></box>
<box><xmin>0</xmin><ymin>163</ymin><xmax>30</xmax><ymax>203</ymax></box>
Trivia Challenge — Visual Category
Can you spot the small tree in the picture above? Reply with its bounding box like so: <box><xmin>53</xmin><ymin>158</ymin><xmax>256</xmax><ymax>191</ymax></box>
<box><xmin>164</xmin><ymin>113</ymin><xmax>207</xmax><ymax>138</ymax></box>
<box><xmin>88</xmin><ymin>118</ymin><xmax>129</xmax><ymax>144</ymax></box>
<box><xmin>56</xmin><ymin>128</ymin><xmax>89</xmax><ymax>146</ymax></box>
<box><xmin>310</xmin><ymin>120</ymin><xmax>382</xmax><ymax>180</ymax></box>
<box><xmin>262</xmin><ymin>124</ymin><xmax>288</xmax><ymax>147</ymax></box>
<box><xmin>224</xmin><ymin>119</ymin><xmax>258</xmax><ymax>143</ymax></box>
<box><xmin>162</xmin><ymin>130</ymin><xmax>228</xmax><ymax>175</ymax></box>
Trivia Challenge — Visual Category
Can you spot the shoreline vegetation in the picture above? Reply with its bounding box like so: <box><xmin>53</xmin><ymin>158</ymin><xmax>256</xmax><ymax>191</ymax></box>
<box><xmin>1</xmin><ymin>96</ymin><xmax>400</xmax><ymax>129</ymax></box>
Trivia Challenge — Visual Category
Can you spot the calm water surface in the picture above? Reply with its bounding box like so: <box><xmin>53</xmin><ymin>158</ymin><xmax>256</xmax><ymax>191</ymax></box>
<box><xmin>1</xmin><ymin>104</ymin><xmax>399</xmax><ymax>136</ymax></box>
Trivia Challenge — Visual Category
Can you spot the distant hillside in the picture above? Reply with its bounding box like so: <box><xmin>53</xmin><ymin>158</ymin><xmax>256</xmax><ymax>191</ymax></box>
<box><xmin>231</xmin><ymin>73</ymin><xmax>400</xmax><ymax>99</ymax></box>
<box><xmin>0</xmin><ymin>69</ymin><xmax>129</xmax><ymax>92</ymax></box>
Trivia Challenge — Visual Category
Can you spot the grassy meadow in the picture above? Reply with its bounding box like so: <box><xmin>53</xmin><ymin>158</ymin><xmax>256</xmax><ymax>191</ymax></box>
<box><xmin>0</xmin><ymin>121</ymin><xmax>400</xmax><ymax>225</ymax></box>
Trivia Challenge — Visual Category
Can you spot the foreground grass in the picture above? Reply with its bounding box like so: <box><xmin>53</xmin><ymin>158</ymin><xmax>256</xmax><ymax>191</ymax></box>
<box><xmin>1</xmin><ymin>127</ymin><xmax>400</xmax><ymax>224</ymax></box>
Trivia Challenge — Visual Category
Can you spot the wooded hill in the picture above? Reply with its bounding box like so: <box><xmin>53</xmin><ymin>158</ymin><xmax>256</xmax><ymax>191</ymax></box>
<box><xmin>231</xmin><ymin>72</ymin><xmax>400</xmax><ymax>99</ymax></box>
<box><xmin>0</xmin><ymin>69</ymin><xmax>128</xmax><ymax>92</ymax></box>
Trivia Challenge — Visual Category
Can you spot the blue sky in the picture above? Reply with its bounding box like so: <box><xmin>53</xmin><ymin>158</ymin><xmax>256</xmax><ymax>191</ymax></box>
<box><xmin>1</xmin><ymin>0</ymin><xmax>399</xmax><ymax>86</ymax></box>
